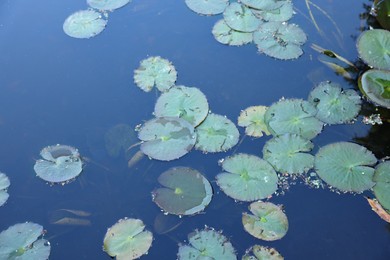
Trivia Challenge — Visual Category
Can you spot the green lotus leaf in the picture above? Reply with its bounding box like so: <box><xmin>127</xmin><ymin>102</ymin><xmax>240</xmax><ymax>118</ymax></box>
<box><xmin>252</xmin><ymin>1</ymin><xmax>294</xmax><ymax>22</ymax></box>
<box><xmin>185</xmin><ymin>0</ymin><xmax>229</xmax><ymax>15</ymax></box>
<box><xmin>0</xmin><ymin>172</ymin><xmax>10</xmax><ymax>207</ymax></box>
<box><xmin>242</xmin><ymin>201</ymin><xmax>288</xmax><ymax>241</ymax></box>
<box><xmin>33</xmin><ymin>144</ymin><xmax>83</xmax><ymax>183</ymax></box>
<box><xmin>242</xmin><ymin>245</ymin><xmax>284</xmax><ymax>260</ymax></box>
<box><xmin>373</xmin><ymin>161</ymin><xmax>390</xmax><ymax>212</ymax></box>
<box><xmin>138</xmin><ymin>117</ymin><xmax>196</xmax><ymax>161</ymax></box>
<box><xmin>177</xmin><ymin>228</ymin><xmax>236</xmax><ymax>260</ymax></box>
<box><xmin>223</xmin><ymin>2</ymin><xmax>262</xmax><ymax>33</ymax></box>
<box><xmin>263</xmin><ymin>134</ymin><xmax>314</xmax><ymax>174</ymax></box>
<box><xmin>359</xmin><ymin>69</ymin><xmax>390</xmax><ymax>109</ymax></box>
<box><xmin>216</xmin><ymin>153</ymin><xmax>278</xmax><ymax>201</ymax></box>
<box><xmin>104</xmin><ymin>124</ymin><xmax>137</xmax><ymax>159</ymax></box>
<box><xmin>154</xmin><ymin>86</ymin><xmax>209</xmax><ymax>127</ymax></box>
<box><xmin>357</xmin><ymin>29</ymin><xmax>390</xmax><ymax>70</ymax></box>
<box><xmin>152</xmin><ymin>167</ymin><xmax>213</xmax><ymax>215</ymax></box>
<box><xmin>308</xmin><ymin>81</ymin><xmax>362</xmax><ymax>124</ymax></box>
<box><xmin>134</xmin><ymin>56</ymin><xmax>177</xmax><ymax>92</ymax></box>
<box><xmin>374</xmin><ymin>0</ymin><xmax>390</xmax><ymax>30</ymax></box>
<box><xmin>103</xmin><ymin>218</ymin><xmax>153</xmax><ymax>260</ymax></box>
<box><xmin>253</xmin><ymin>22</ymin><xmax>306</xmax><ymax>60</ymax></box>
<box><xmin>238</xmin><ymin>105</ymin><xmax>270</xmax><ymax>137</ymax></box>
<box><xmin>87</xmin><ymin>0</ymin><xmax>131</xmax><ymax>11</ymax></box>
<box><xmin>264</xmin><ymin>98</ymin><xmax>323</xmax><ymax>139</ymax></box>
<box><xmin>195</xmin><ymin>113</ymin><xmax>239</xmax><ymax>153</ymax></box>
<box><xmin>63</xmin><ymin>10</ymin><xmax>107</xmax><ymax>39</ymax></box>
<box><xmin>212</xmin><ymin>19</ymin><xmax>253</xmax><ymax>46</ymax></box>
<box><xmin>241</xmin><ymin>0</ymin><xmax>285</xmax><ymax>10</ymax></box>
<box><xmin>314</xmin><ymin>142</ymin><xmax>377</xmax><ymax>193</ymax></box>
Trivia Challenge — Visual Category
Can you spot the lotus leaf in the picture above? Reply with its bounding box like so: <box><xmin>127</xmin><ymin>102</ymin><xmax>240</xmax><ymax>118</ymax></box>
<box><xmin>264</xmin><ymin>99</ymin><xmax>323</xmax><ymax>139</ymax></box>
<box><xmin>357</xmin><ymin>29</ymin><xmax>390</xmax><ymax>70</ymax></box>
<box><xmin>374</xmin><ymin>0</ymin><xmax>390</xmax><ymax>30</ymax></box>
<box><xmin>154</xmin><ymin>86</ymin><xmax>209</xmax><ymax>127</ymax></box>
<box><xmin>152</xmin><ymin>167</ymin><xmax>213</xmax><ymax>215</ymax></box>
<box><xmin>263</xmin><ymin>134</ymin><xmax>314</xmax><ymax>174</ymax></box>
<box><xmin>373</xmin><ymin>161</ymin><xmax>390</xmax><ymax>212</ymax></box>
<box><xmin>359</xmin><ymin>69</ymin><xmax>390</xmax><ymax>108</ymax></box>
<box><xmin>177</xmin><ymin>228</ymin><xmax>236</xmax><ymax>260</ymax></box>
<box><xmin>315</xmin><ymin>142</ymin><xmax>377</xmax><ymax>193</ymax></box>
<box><xmin>242</xmin><ymin>201</ymin><xmax>288</xmax><ymax>241</ymax></box>
<box><xmin>216</xmin><ymin>153</ymin><xmax>278</xmax><ymax>201</ymax></box>
<box><xmin>242</xmin><ymin>245</ymin><xmax>284</xmax><ymax>260</ymax></box>
<box><xmin>253</xmin><ymin>22</ymin><xmax>307</xmax><ymax>60</ymax></box>
<box><xmin>134</xmin><ymin>56</ymin><xmax>177</xmax><ymax>92</ymax></box>
<box><xmin>241</xmin><ymin>0</ymin><xmax>285</xmax><ymax>10</ymax></box>
<box><xmin>87</xmin><ymin>0</ymin><xmax>131</xmax><ymax>11</ymax></box>
<box><xmin>63</xmin><ymin>10</ymin><xmax>107</xmax><ymax>39</ymax></box>
<box><xmin>212</xmin><ymin>19</ymin><xmax>253</xmax><ymax>46</ymax></box>
<box><xmin>103</xmin><ymin>218</ymin><xmax>153</xmax><ymax>260</ymax></box>
<box><xmin>185</xmin><ymin>0</ymin><xmax>229</xmax><ymax>15</ymax></box>
<box><xmin>238</xmin><ymin>105</ymin><xmax>270</xmax><ymax>137</ymax></box>
<box><xmin>138</xmin><ymin>117</ymin><xmax>196</xmax><ymax>161</ymax></box>
<box><xmin>33</xmin><ymin>144</ymin><xmax>83</xmax><ymax>183</ymax></box>
<box><xmin>252</xmin><ymin>1</ymin><xmax>294</xmax><ymax>22</ymax></box>
<box><xmin>195</xmin><ymin>113</ymin><xmax>239</xmax><ymax>153</ymax></box>
<box><xmin>104</xmin><ymin>124</ymin><xmax>137</xmax><ymax>159</ymax></box>
<box><xmin>223</xmin><ymin>2</ymin><xmax>261</xmax><ymax>33</ymax></box>
<box><xmin>0</xmin><ymin>172</ymin><xmax>10</xmax><ymax>207</ymax></box>
<box><xmin>308</xmin><ymin>81</ymin><xmax>361</xmax><ymax>124</ymax></box>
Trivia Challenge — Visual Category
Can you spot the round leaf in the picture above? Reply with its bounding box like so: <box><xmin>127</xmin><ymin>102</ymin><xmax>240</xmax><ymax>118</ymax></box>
<box><xmin>238</xmin><ymin>105</ymin><xmax>270</xmax><ymax>137</ymax></box>
<box><xmin>242</xmin><ymin>245</ymin><xmax>283</xmax><ymax>260</ymax></box>
<box><xmin>185</xmin><ymin>0</ymin><xmax>229</xmax><ymax>15</ymax></box>
<box><xmin>104</xmin><ymin>124</ymin><xmax>137</xmax><ymax>159</ymax></box>
<box><xmin>212</xmin><ymin>19</ymin><xmax>253</xmax><ymax>46</ymax></box>
<box><xmin>63</xmin><ymin>10</ymin><xmax>107</xmax><ymax>39</ymax></box>
<box><xmin>0</xmin><ymin>173</ymin><xmax>10</xmax><ymax>207</ymax></box>
<box><xmin>359</xmin><ymin>69</ymin><xmax>390</xmax><ymax>109</ymax></box>
<box><xmin>87</xmin><ymin>0</ymin><xmax>131</xmax><ymax>11</ymax></box>
<box><xmin>373</xmin><ymin>161</ymin><xmax>390</xmax><ymax>212</ymax></box>
<box><xmin>223</xmin><ymin>2</ymin><xmax>261</xmax><ymax>32</ymax></box>
<box><xmin>252</xmin><ymin>1</ymin><xmax>294</xmax><ymax>22</ymax></box>
<box><xmin>357</xmin><ymin>29</ymin><xmax>390</xmax><ymax>70</ymax></box>
<box><xmin>241</xmin><ymin>0</ymin><xmax>285</xmax><ymax>11</ymax></box>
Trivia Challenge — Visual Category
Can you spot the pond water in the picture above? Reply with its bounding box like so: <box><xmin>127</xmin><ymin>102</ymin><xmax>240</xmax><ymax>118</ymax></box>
<box><xmin>0</xmin><ymin>0</ymin><xmax>390</xmax><ymax>259</ymax></box>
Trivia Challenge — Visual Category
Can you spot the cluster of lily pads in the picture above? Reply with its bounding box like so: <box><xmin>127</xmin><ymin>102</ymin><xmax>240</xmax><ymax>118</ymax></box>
<box><xmin>63</xmin><ymin>0</ymin><xmax>132</xmax><ymax>39</ymax></box>
<box><xmin>185</xmin><ymin>0</ymin><xmax>307</xmax><ymax>60</ymax></box>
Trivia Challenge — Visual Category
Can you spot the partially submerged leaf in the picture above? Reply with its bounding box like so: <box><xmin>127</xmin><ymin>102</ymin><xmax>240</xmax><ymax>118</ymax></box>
<box><xmin>185</xmin><ymin>0</ymin><xmax>229</xmax><ymax>15</ymax></box>
<box><xmin>238</xmin><ymin>105</ymin><xmax>270</xmax><ymax>137</ymax></box>
<box><xmin>104</xmin><ymin>124</ymin><xmax>137</xmax><ymax>159</ymax></box>
<box><xmin>153</xmin><ymin>213</ymin><xmax>183</xmax><ymax>235</ymax></box>
<box><xmin>63</xmin><ymin>10</ymin><xmax>107</xmax><ymax>39</ymax></box>
<box><xmin>212</xmin><ymin>19</ymin><xmax>253</xmax><ymax>46</ymax></box>
<box><xmin>242</xmin><ymin>245</ymin><xmax>284</xmax><ymax>260</ymax></box>
<box><xmin>359</xmin><ymin>69</ymin><xmax>390</xmax><ymax>109</ymax></box>
<box><xmin>357</xmin><ymin>29</ymin><xmax>390</xmax><ymax>70</ymax></box>
<box><xmin>373</xmin><ymin>161</ymin><xmax>390</xmax><ymax>212</ymax></box>
<box><xmin>241</xmin><ymin>0</ymin><xmax>285</xmax><ymax>11</ymax></box>
<box><xmin>223</xmin><ymin>2</ymin><xmax>261</xmax><ymax>32</ymax></box>
<box><xmin>366</xmin><ymin>197</ymin><xmax>390</xmax><ymax>223</ymax></box>
<box><xmin>87</xmin><ymin>0</ymin><xmax>131</xmax><ymax>11</ymax></box>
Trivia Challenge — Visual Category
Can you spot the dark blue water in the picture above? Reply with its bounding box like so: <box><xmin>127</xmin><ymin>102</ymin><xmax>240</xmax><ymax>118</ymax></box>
<box><xmin>0</xmin><ymin>0</ymin><xmax>389</xmax><ymax>259</ymax></box>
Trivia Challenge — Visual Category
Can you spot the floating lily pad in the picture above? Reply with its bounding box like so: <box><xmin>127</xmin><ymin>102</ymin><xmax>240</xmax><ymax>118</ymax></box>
<box><xmin>216</xmin><ymin>153</ymin><xmax>278</xmax><ymax>201</ymax></box>
<box><xmin>263</xmin><ymin>134</ymin><xmax>314</xmax><ymax>174</ymax></box>
<box><xmin>357</xmin><ymin>29</ymin><xmax>390</xmax><ymax>70</ymax></box>
<box><xmin>87</xmin><ymin>0</ymin><xmax>131</xmax><ymax>11</ymax></box>
<box><xmin>103</xmin><ymin>218</ymin><xmax>153</xmax><ymax>260</ymax></box>
<box><xmin>152</xmin><ymin>167</ymin><xmax>213</xmax><ymax>215</ymax></box>
<box><xmin>0</xmin><ymin>222</ymin><xmax>50</xmax><ymax>260</ymax></box>
<box><xmin>63</xmin><ymin>10</ymin><xmax>107</xmax><ymax>39</ymax></box>
<box><xmin>134</xmin><ymin>56</ymin><xmax>177</xmax><ymax>92</ymax></box>
<box><xmin>374</xmin><ymin>0</ymin><xmax>390</xmax><ymax>30</ymax></box>
<box><xmin>242</xmin><ymin>245</ymin><xmax>284</xmax><ymax>260</ymax></box>
<box><xmin>252</xmin><ymin>1</ymin><xmax>294</xmax><ymax>22</ymax></box>
<box><xmin>308</xmin><ymin>81</ymin><xmax>362</xmax><ymax>124</ymax></box>
<box><xmin>212</xmin><ymin>19</ymin><xmax>253</xmax><ymax>46</ymax></box>
<box><xmin>138</xmin><ymin>117</ymin><xmax>196</xmax><ymax>161</ymax></box>
<box><xmin>241</xmin><ymin>0</ymin><xmax>285</xmax><ymax>10</ymax></box>
<box><xmin>177</xmin><ymin>228</ymin><xmax>236</xmax><ymax>260</ymax></box>
<box><xmin>223</xmin><ymin>2</ymin><xmax>261</xmax><ymax>32</ymax></box>
<box><xmin>0</xmin><ymin>172</ymin><xmax>10</xmax><ymax>207</ymax></box>
<box><xmin>238</xmin><ymin>106</ymin><xmax>270</xmax><ymax>137</ymax></box>
<box><xmin>315</xmin><ymin>142</ymin><xmax>377</xmax><ymax>193</ymax></box>
<box><xmin>264</xmin><ymin>99</ymin><xmax>323</xmax><ymax>139</ymax></box>
<box><xmin>373</xmin><ymin>161</ymin><xmax>390</xmax><ymax>212</ymax></box>
<box><xmin>154</xmin><ymin>86</ymin><xmax>209</xmax><ymax>127</ymax></box>
<box><xmin>359</xmin><ymin>69</ymin><xmax>390</xmax><ymax>109</ymax></box>
<box><xmin>33</xmin><ymin>144</ymin><xmax>83</xmax><ymax>183</ymax></box>
<box><xmin>185</xmin><ymin>0</ymin><xmax>229</xmax><ymax>15</ymax></box>
<box><xmin>104</xmin><ymin>124</ymin><xmax>137</xmax><ymax>159</ymax></box>
<box><xmin>242</xmin><ymin>201</ymin><xmax>288</xmax><ymax>241</ymax></box>
<box><xmin>254</xmin><ymin>22</ymin><xmax>307</xmax><ymax>60</ymax></box>
<box><xmin>195</xmin><ymin>113</ymin><xmax>239</xmax><ymax>153</ymax></box>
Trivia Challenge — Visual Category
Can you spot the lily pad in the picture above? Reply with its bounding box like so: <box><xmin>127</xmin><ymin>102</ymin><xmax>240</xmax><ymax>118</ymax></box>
<box><xmin>263</xmin><ymin>134</ymin><xmax>314</xmax><ymax>174</ymax></box>
<box><xmin>238</xmin><ymin>105</ymin><xmax>270</xmax><ymax>137</ymax></box>
<box><xmin>223</xmin><ymin>2</ymin><xmax>261</xmax><ymax>33</ymax></box>
<box><xmin>216</xmin><ymin>153</ymin><xmax>278</xmax><ymax>201</ymax></box>
<box><xmin>195</xmin><ymin>113</ymin><xmax>239</xmax><ymax>153</ymax></box>
<box><xmin>241</xmin><ymin>0</ymin><xmax>285</xmax><ymax>10</ymax></box>
<box><xmin>242</xmin><ymin>201</ymin><xmax>288</xmax><ymax>241</ymax></box>
<box><xmin>252</xmin><ymin>1</ymin><xmax>294</xmax><ymax>22</ymax></box>
<box><xmin>154</xmin><ymin>86</ymin><xmax>209</xmax><ymax>127</ymax></box>
<box><xmin>0</xmin><ymin>222</ymin><xmax>50</xmax><ymax>260</ymax></box>
<box><xmin>374</xmin><ymin>0</ymin><xmax>390</xmax><ymax>30</ymax></box>
<box><xmin>373</xmin><ymin>161</ymin><xmax>390</xmax><ymax>212</ymax></box>
<box><xmin>63</xmin><ymin>10</ymin><xmax>107</xmax><ymax>39</ymax></box>
<box><xmin>357</xmin><ymin>29</ymin><xmax>390</xmax><ymax>70</ymax></box>
<box><xmin>314</xmin><ymin>142</ymin><xmax>377</xmax><ymax>193</ymax></box>
<box><xmin>308</xmin><ymin>81</ymin><xmax>362</xmax><ymax>124</ymax></box>
<box><xmin>212</xmin><ymin>19</ymin><xmax>253</xmax><ymax>46</ymax></box>
<box><xmin>177</xmin><ymin>228</ymin><xmax>236</xmax><ymax>260</ymax></box>
<box><xmin>152</xmin><ymin>167</ymin><xmax>213</xmax><ymax>215</ymax></box>
<box><xmin>87</xmin><ymin>0</ymin><xmax>131</xmax><ymax>11</ymax></box>
<box><xmin>359</xmin><ymin>69</ymin><xmax>390</xmax><ymax>109</ymax></box>
<box><xmin>33</xmin><ymin>144</ymin><xmax>83</xmax><ymax>183</ymax></box>
<box><xmin>134</xmin><ymin>56</ymin><xmax>177</xmax><ymax>92</ymax></box>
<box><xmin>138</xmin><ymin>117</ymin><xmax>196</xmax><ymax>161</ymax></box>
<box><xmin>0</xmin><ymin>172</ymin><xmax>10</xmax><ymax>207</ymax></box>
<box><xmin>104</xmin><ymin>123</ymin><xmax>137</xmax><ymax>159</ymax></box>
<box><xmin>264</xmin><ymin>98</ymin><xmax>323</xmax><ymax>140</ymax></box>
<box><xmin>242</xmin><ymin>245</ymin><xmax>284</xmax><ymax>260</ymax></box>
<box><xmin>185</xmin><ymin>0</ymin><xmax>229</xmax><ymax>15</ymax></box>
<box><xmin>103</xmin><ymin>218</ymin><xmax>153</xmax><ymax>260</ymax></box>
<box><xmin>253</xmin><ymin>22</ymin><xmax>307</xmax><ymax>60</ymax></box>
